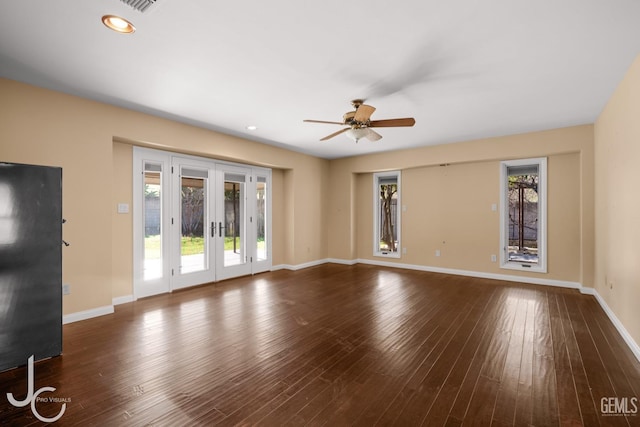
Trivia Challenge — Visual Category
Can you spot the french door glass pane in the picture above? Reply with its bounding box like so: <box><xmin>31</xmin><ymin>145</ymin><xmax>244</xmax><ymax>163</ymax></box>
<box><xmin>224</xmin><ymin>176</ymin><xmax>245</xmax><ymax>267</ymax></box>
<box><xmin>181</xmin><ymin>175</ymin><xmax>206</xmax><ymax>274</ymax></box>
<box><xmin>256</xmin><ymin>177</ymin><xmax>267</xmax><ymax>261</ymax></box>
<box><xmin>143</xmin><ymin>166</ymin><xmax>162</xmax><ymax>280</ymax></box>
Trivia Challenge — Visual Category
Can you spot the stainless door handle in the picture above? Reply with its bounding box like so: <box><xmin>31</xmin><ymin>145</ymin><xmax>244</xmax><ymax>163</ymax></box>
<box><xmin>211</xmin><ymin>221</ymin><xmax>215</xmax><ymax>237</ymax></box>
<box><xmin>219</xmin><ymin>221</ymin><xmax>225</xmax><ymax>237</ymax></box>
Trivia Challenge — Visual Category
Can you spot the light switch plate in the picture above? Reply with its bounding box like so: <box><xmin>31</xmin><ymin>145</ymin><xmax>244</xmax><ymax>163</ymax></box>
<box><xmin>117</xmin><ymin>203</ymin><xmax>129</xmax><ymax>214</ymax></box>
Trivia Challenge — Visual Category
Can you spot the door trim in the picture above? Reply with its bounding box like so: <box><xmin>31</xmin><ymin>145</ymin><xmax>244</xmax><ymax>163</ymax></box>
<box><xmin>133</xmin><ymin>147</ymin><xmax>272</xmax><ymax>299</ymax></box>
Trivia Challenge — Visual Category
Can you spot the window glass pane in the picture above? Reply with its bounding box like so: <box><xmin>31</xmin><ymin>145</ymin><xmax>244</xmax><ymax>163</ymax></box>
<box><xmin>256</xmin><ymin>179</ymin><xmax>267</xmax><ymax>261</ymax></box>
<box><xmin>507</xmin><ymin>165</ymin><xmax>539</xmax><ymax>264</ymax></box>
<box><xmin>181</xmin><ymin>175</ymin><xmax>206</xmax><ymax>273</ymax></box>
<box><xmin>377</xmin><ymin>175</ymin><xmax>399</xmax><ymax>254</ymax></box>
<box><xmin>144</xmin><ymin>167</ymin><xmax>162</xmax><ymax>280</ymax></box>
<box><xmin>181</xmin><ymin>168</ymin><xmax>208</xmax><ymax>178</ymax></box>
<box><xmin>225</xmin><ymin>173</ymin><xmax>245</xmax><ymax>183</ymax></box>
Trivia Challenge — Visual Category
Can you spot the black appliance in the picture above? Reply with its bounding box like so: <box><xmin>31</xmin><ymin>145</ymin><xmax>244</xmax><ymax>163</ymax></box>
<box><xmin>0</xmin><ymin>162</ymin><xmax>63</xmax><ymax>372</ymax></box>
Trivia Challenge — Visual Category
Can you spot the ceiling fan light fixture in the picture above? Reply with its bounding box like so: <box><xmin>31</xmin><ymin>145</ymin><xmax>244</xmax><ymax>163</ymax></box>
<box><xmin>102</xmin><ymin>15</ymin><xmax>136</xmax><ymax>34</ymax></box>
<box><xmin>345</xmin><ymin>127</ymin><xmax>369</xmax><ymax>142</ymax></box>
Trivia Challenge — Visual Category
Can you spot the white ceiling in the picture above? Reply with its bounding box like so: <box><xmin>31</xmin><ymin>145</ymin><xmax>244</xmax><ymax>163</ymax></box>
<box><xmin>1</xmin><ymin>1</ymin><xmax>639</xmax><ymax>159</ymax></box>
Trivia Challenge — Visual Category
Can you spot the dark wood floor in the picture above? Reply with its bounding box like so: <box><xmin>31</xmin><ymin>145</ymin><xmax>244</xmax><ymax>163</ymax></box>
<box><xmin>1</xmin><ymin>264</ymin><xmax>639</xmax><ymax>426</ymax></box>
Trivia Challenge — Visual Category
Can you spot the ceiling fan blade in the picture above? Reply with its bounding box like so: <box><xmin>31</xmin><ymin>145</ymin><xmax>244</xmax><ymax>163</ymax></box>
<box><xmin>369</xmin><ymin>118</ymin><xmax>416</xmax><ymax>127</ymax></box>
<box><xmin>303</xmin><ymin>119</ymin><xmax>345</xmax><ymax>125</ymax></box>
<box><xmin>320</xmin><ymin>128</ymin><xmax>349</xmax><ymax>141</ymax></box>
<box><xmin>354</xmin><ymin>104</ymin><xmax>376</xmax><ymax>122</ymax></box>
<box><xmin>365</xmin><ymin>128</ymin><xmax>383</xmax><ymax>141</ymax></box>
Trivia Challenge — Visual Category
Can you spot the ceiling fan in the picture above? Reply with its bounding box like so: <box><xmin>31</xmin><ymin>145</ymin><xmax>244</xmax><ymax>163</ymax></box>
<box><xmin>304</xmin><ymin>99</ymin><xmax>416</xmax><ymax>142</ymax></box>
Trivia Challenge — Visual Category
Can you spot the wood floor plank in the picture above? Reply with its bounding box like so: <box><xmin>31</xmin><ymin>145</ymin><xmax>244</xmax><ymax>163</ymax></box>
<box><xmin>531</xmin><ymin>289</ymin><xmax>560</xmax><ymax>426</ymax></box>
<box><xmin>463</xmin><ymin>287</ymin><xmax>522</xmax><ymax>425</ymax></box>
<box><xmin>558</xmin><ymin>292</ymin><xmax>601</xmax><ymax>426</ymax></box>
<box><xmin>390</xmin><ymin>283</ymin><xmax>496</xmax><ymax>425</ymax></box>
<box><xmin>514</xmin><ymin>297</ymin><xmax>535</xmax><ymax>427</ymax></box>
<box><xmin>374</xmin><ymin>301</ymin><xmax>471</xmax><ymax>425</ymax></box>
<box><xmin>564</xmin><ymin>292</ymin><xmax>629</xmax><ymax>426</ymax></box>
<box><xmin>579</xmin><ymin>297</ymin><xmax>639</xmax><ymax>401</ymax></box>
<box><xmin>492</xmin><ymin>290</ymin><xmax>530</xmax><ymax>425</ymax></box>
<box><xmin>1</xmin><ymin>264</ymin><xmax>639</xmax><ymax>426</ymax></box>
<box><xmin>547</xmin><ymin>292</ymin><xmax>582</xmax><ymax>426</ymax></box>
<box><xmin>445</xmin><ymin>287</ymin><xmax>513</xmax><ymax>424</ymax></box>
<box><xmin>351</xmin><ymin>284</ymin><xmax>471</xmax><ymax>426</ymax></box>
<box><xmin>423</xmin><ymin>287</ymin><xmax>503</xmax><ymax>426</ymax></box>
<box><xmin>586</xmin><ymin>297</ymin><xmax>640</xmax><ymax>398</ymax></box>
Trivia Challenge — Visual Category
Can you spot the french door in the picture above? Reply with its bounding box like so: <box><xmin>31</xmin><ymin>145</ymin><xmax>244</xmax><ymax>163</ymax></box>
<box><xmin>133</xmin><ymin>148</ymin><xmax>271</xmax><ymax>299</ymax></box>
<box><xmin>215</xmin><ymin>164</ymin><xmax>253</xmax><ymax>281</ymax></box>
<box><xmin>171</xmin><ymin>157</ymin><xmax>215</xmax><ymax>290</ymax></box>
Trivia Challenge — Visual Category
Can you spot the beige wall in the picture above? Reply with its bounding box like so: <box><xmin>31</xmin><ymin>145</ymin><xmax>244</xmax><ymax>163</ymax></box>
<box><xmin>330</xmin><ymin>125</ymin><xmax>594</xmax><ymax>285</ymax></box>
<box><xmin>353</xmin><ymin>153</ymin><xmax>581</xmax><ymax>282</ymax></box>
<box><xmin>594</xmin><ymin>54</ymin><xmax>640</xmax><ymax>345</ymax></box>
<box><xmin>5</xmin><ymin>53</ymin><xmax>640</xmax><ymax>357</ymax></box>
<box><xmin>112</xmin><ymin>142</ymin><xmax>133</xmax><ymax>299</ymax></box>
<box><xmin>0</xmin><ymin>78</ymin><xmax>329</xmax><ymax>314</ymax></box>
<box><xmin>270</xmin><ymin>168</ymin><xmax>286</xmax><ymax>265</ymax></box>
<box><xmin>0</xmin><ymin>76</ymin><xmax>597</xmax><ymax>319</ymax></box>
<box><xmin>0</xmin><ymin>81</ymin><xmax>115</xmax><ymax>315</ymax></box>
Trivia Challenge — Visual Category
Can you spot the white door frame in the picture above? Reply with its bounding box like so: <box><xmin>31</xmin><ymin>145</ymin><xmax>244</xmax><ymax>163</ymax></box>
<box><xmin>133</xmin><ymin>147</ymin><xmax>272</xmax><ymax>299</ymax></box>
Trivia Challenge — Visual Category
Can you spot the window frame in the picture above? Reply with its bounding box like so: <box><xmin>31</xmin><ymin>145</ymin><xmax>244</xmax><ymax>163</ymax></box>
<box><xmin>499</xmin><ymin>157</ymin><xmax>547</xmax><ymax>273</ymax></box>
<box><xmin>373</xmin><ymin>170</ymin><xmax>401</xmax><ymax>258</ymax></box>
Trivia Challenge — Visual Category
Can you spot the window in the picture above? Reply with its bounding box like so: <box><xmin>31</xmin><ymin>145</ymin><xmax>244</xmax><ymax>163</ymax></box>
<box><xmin>373</xmin><ymin>171</ymin><xmax>401</xmax><ymax>257</ymax></box>
<box><xmin>500</xmin><ymin>158</ymin><xmax>547</xmax><ymax>272</ymax></box>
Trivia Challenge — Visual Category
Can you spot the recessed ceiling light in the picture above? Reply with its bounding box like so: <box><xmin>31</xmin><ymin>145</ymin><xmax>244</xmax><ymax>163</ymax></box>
<box><xmin>102</xmin><ymin>15</ymin><xmax>135</xmax><ymax>34</ymax></box>
<box><xmin>246</xmin><ymin>125</ymin><xmax>258</xmax><ymax>130</ymax></box>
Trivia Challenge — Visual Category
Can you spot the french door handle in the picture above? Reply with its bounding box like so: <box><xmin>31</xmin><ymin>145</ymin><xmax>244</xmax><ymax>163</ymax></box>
<box><xmin>219</xmin><ymin>221</ymin><xmax>225</xmax><ymax>237</ymax></box>
<box><xmin>211</xmin><ymin>221</ymin><xmax>215</xmax><ymax>237</ymax></box>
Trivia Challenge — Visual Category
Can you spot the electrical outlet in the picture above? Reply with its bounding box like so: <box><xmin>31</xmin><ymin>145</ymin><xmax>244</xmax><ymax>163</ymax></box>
<box><xmin>491</xmin><ymin>254</ymin><xmax>497</xmax><ymax>262</ymax></box>
<box><xmin>62</xmin><ymin>284</ymin><xmax>70</xmax><ymax>295</ymax></box>
<box><xmin>402</xmin><ymin>247</ymin><xmax>407</xmax><ymax>254</ymax></box>
<box><xmin>435</xmin><ymin>250</ymin><xmax>441</xmax><ymax>257</ymax></box>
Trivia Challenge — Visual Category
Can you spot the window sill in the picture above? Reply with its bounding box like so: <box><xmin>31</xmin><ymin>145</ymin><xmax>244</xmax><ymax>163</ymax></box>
<box><xmin>500</xmin><ymin>262</ymin><xmax>547</xmax><ymax>274</ymax></box>
<box><xmin>374</xmin><ymin>252</ymin><xmax>401</xmax><ymax>259</ymax></box>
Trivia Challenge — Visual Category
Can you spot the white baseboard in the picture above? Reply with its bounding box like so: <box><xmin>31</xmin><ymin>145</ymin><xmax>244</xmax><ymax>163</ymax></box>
<box><xmin>353</xmin><ymin>258</ymin><xmax>582</xmax><ymax>289</ymax></box>
<box><xmin>63</xmin><ymin>305</ymin><xmax>114</xmax><ymax>325</ymax></box>
<box><xmin>272</xmin><ymin>258</ymin><xmax>330</xmax><ymax>271</ymax></box>
<box><xmin>579</xmin><ymin>287</ymin><xmax>640</xmax><ymax>362</ymax></box>
<box><xmin>112</xmin><ymin>295</ymin><xmax>135</xmax><ymax>306</ymax></box>
<box><xmin>274</xmin><ymin>257</ymin><xmax>582</xmax><ymax>289</ymax></box>
<box><xmin>326</xmin><ymin>258</ymin><xmax>358</xmax><ymax>266</ymax></box>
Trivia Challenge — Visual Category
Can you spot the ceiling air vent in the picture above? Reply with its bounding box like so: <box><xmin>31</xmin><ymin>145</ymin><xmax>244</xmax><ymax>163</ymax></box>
<box><xmin>120</xmin><ymin>0</ymin><xmax>157</xmax><ymax>13</ymax></box>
